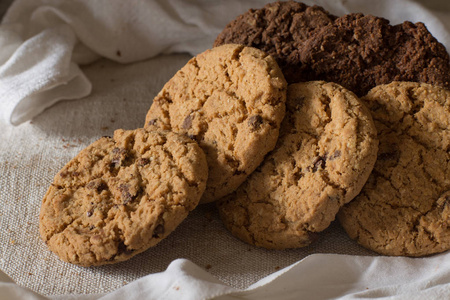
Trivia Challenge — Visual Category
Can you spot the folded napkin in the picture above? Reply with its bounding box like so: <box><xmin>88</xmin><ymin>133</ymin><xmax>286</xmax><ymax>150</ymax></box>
<box><xmin>2</xmin><ymin>254</ymin><xmax>450</xmax><ymax>300</ymax></box>
<box><xmin>0</xmin><ymin>0</ymin><xmax>449</xmax><ymax>125</ymax></box>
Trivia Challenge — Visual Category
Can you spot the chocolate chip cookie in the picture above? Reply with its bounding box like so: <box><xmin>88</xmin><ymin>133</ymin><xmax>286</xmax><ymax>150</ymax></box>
<box><xmin>39</xmin><ymin>129</ymin><xmax>208</xmax><ymax>266</ymax></box>
<box><xmin>218</xmin><ymin>81</ymin><xmax>378</xmax><ymax>249</ymax></box>
<box><xmin>214</xmin><ymin>1</ymin><xmax>336</xmax><ymax>85</ymax></box>
<box><xmin>339</xmin><ymin>82</ymin><xmax>450</xmax><ymax>256</ymax></box>
<box><xmin>145</xmin><ymin>44</ymin><xmax>287</xmax><ymax>203</ymax></box>
<box><xmin>214</xmin><ymin>1</ymin><xmax>450</xmax><ymax>96</ymax></box>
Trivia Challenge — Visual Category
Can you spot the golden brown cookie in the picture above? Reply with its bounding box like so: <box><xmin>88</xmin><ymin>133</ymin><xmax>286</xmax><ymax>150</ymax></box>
<box><xmin>39</xmin><ymin>129</ymin><xmax>208</xmax><ymax>266</ymax></box>
<box><xmin>339</xmin><ymin>82</ymin><xmax>450</xmax><ymax>256</ymax></box>
<box><xmin>217</xmin><ymin>81</ymin><xmax>378</xmax><ymax>249</ymax></box>
<box><xmin>144</xmin><ymin>44</ymin><xmax>287</xmax><ymax>203</ymax></box>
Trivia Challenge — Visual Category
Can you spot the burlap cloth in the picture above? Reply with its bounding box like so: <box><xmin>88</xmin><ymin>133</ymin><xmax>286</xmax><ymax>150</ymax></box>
<box><xmin>0</xmin><ymin>0</ymin><xmax>449</xmax><ymax>297</ymax></box>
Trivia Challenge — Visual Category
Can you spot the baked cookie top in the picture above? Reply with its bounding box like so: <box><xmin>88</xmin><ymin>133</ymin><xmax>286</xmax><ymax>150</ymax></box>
<box><xmin>339</xmin><ymin>82</ymin><xmax>450</xmax><ymax>257</ymax></box>
<box><xmin>39</xmin><ymin>129</ymin><xmax>208</xmax><ymax>266</ymax></box>
<box><xmin>145</xmin><ymin>44</ymin><xmax>287</xmax><ymax>203</ymax></box>
<box><xmin>213</xmin><ymin>1</ymin><xmax>336</xmax><ymax>84</ymax></box>
<box><xmin>217</xmin><ymin>81</ymin><xmax>378</xmax><ymax>249</ymax></box>
<box><xmin>214</xmin><ymin>1</ymin><xmax>450</xmax><ymax>96</ymax></box>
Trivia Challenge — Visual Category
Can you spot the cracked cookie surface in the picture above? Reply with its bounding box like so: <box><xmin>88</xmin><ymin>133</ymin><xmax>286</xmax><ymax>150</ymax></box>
<box><xmin>144</xmin><ymin>44</ymin><xmax>287</xmax><ymax>203</ymax></box>
<box><xmin>338</xmin><ymin>82</ymin><xmax>450</xmax><ymax>256</ymax></box>
<box><xmin>217</xmin><ymin>81</ymin><xmax>378</xmax><ymax>249</ymax></box>
<box><xmin>39</xmin><ymin>129</ymin><xmax>208</xmax><ymax>266</ymax></box>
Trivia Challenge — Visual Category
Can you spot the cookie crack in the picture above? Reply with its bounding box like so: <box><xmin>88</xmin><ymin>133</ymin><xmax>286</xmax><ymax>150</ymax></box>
<box><xmin>160</xmin><ymin>145</ymin><xmax>200</xmax><ymax>189</ymax></box>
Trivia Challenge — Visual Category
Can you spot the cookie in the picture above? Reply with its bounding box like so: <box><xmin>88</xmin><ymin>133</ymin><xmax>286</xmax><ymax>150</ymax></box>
<box><xmin>213</xmin><ymin>1</ymin><xmax>336</xmax><ymax>84</ymax></box>
<box><xmin>214</xmin><ymin>2</ymin><xmax>450</xmax><ymax>96</ymax></box>
<box><xmin>217</xmin><ymin>81</ymin><xmax>378</xmax><ymax>249</ymax></box>
<box><xmin>338</xmin><ymin>82</ymin><xmax>450</xmax><ymax>256</ymax></box>
<box><xmin>39</xmin><ymin>129</ymin><xmax>208</xmax><ymax>266</ymax></box>
<box><xmin>144</xmin><ymin>44</ymin><xmax>287</xmax><ymax>203</ymax></box>
<box><xmin>300</xmin><ymin>13</ymin><xmax>450</xmax><ymax>96</ymax></box>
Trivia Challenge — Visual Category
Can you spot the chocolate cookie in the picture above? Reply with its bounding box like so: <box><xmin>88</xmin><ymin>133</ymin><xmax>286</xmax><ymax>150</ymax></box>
<box><xmin>214</xmin><ymin>1</ymin><xmax>450</xmax><ymax>96</ymax></box>
<box><xmin>213</xmin><ymin>1</ymin><xmax>336</xmax><ymax>84</ymax></box>
<box><xmin>217</xmin><ymin>81</ymin><xmax>378</xmax><ymax>249</ymax></box>
<box><xmin>338</xmin><ymin>82</ymin><xmax>450</xmax><ymax>256</ymax></box>
<box><xmin>300</xmin><ymin>13</ymin><xmax>450</xmax><ymax>96</ymax></box>
<box><xmin>39</xmin><ymin>129</ymin><xmax>208</xmax><ymax>266</ymax></box>
<box><xmin>145</xmin><ymin>44</ymin><xmax>287</xmax><ymax>203</ymax></box>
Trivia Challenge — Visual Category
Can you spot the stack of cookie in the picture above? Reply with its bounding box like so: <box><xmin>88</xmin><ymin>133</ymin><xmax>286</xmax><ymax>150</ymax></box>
<box><xmin>39</xmin><ymin>44</ymin><xmax>288</xmax><ymax>266</ymax></box>
<box><xmin>39</xmin><ymin>1</ymin><xmax>450</xmax><ymax>267</ymax></box>
<box><xmin>214</xmin><ymin>1</ymin><xmax>450</xmax><ymax>257</ymax></box>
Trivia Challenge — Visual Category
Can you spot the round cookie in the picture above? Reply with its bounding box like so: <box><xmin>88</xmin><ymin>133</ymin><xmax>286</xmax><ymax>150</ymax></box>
<box><xmin>39</xmin><ymin>129</ymin><xmax>208</xmax><ymax>266</ymax></box>
<box><xmin>217</xmin><ymin>81</ymin><xmax>378</xmax><ymax>249</ymax></box>
<box><xmin>213</xmin><ymin>1</ymin><xmax>336</xmax><ymax>84</ymax></box>
<box><xmin>144</xmin><ymin>44</ymin><xmax>287</xmax><ymax>203</ymax></box>
<box><xmin>338</xmin><ymin>82</ymin><xmax>450</xmax><ymax>257</ymax></box>
<box><xmin>300</xmin><ymin>13</ymin><xmax>450</xmax><ymax>96</ymax></box>
<box><xmin>214</xmin><ymin>2</ymin><xmax>450</xmax><ymax>96</ymax></box>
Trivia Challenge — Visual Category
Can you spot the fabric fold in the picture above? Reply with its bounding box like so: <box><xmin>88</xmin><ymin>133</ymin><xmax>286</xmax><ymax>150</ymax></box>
<box><xmin>2</xmin><ymin>254</ymin><xmax>450</xmax><ymax>300</ymax></box>
<box><xmin>0</xmin><ymin>24</ymin><xmax>91</xmax><ymax>125</ymax></box>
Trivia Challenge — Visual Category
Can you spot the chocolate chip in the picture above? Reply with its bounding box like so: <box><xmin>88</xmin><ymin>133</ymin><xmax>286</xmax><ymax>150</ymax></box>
<box><xmin>182</xmin><ymin>114</ymin><xmax>193</xmax><ymax>130</ymax></box>
<box><xmin>112</xmin><ymin>147</ymin><xmax>126</xmax><ymax>155</ymax></box>
<box><xmin>119</xmin><ymin>184</ymin><xmax>133</xmax><ymax>204</ymax></box>
<box><xmin>59</xmin><ymin>171</ymin><xmax>69</xmax><ymax>178</ymax></box>
<box><xmin>87</xmin><ymin>209</ymin><xmax>93</xmax><ymax>217</ymax></box>
<box><xmin>328</xmin><ymin>150</ymin><xmax>341</xmax><ymax>160</ymax></box>
<box><xmin>309</xmin><ymin>156</ymin><xmax>326</xmax><ymax>172</ymax></box>
<box><xmin>60</xmin><ymin>170</ymin><xmax>80</xmax><ymax>178</ymax></box>
<box><xmin>153</xmin><ymin>224</ymin><xmax>165</xmax><ymax>238</ymax></box>
<box><xmin>147</xmin><ymin>119</ymin><xmax>157</xmax><ymax>126</ymax></box>
<box><xmin>87</xmin><ymin>180</ymin><xmax>108</xmax><ymax>193</ymax></box>
<box><xmin>110</xmin><ymin>147</ymin><xmax>128</xmax><ymax>168</ymax></box>
<box><xmin>248</xmin><ymin>115</ymin><xmax>263</xmax><ymax>131</ymax></box>
<box><xmin>137</xmin><ymin>158</ymin><xmax>150</xmax><ymax>167</ymax></box>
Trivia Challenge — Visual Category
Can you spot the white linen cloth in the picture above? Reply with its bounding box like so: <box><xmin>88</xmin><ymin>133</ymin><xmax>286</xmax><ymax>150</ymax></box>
<box><xmin>1</xmin><ymin>0</ymin><xmax>450</xmax><ymax>300</ymax></box>
<box><xmin>0</xmin><ymin>0</ymin><xmax>450</xmax><ymax>125</ymax></box>
<box><xmin>2</xmin><ymin>254</ymin><xmax>450</xmax><ymax>300</ymax></box>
